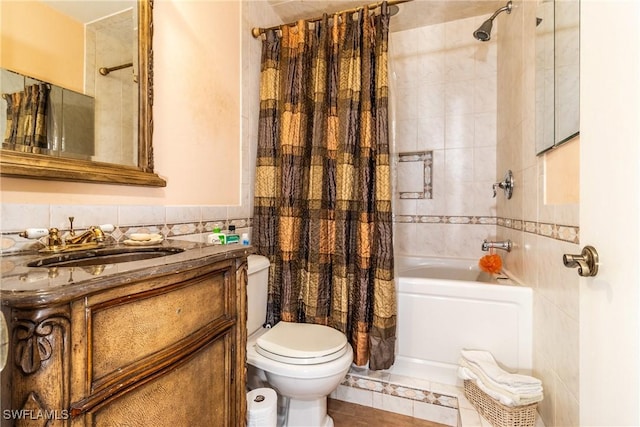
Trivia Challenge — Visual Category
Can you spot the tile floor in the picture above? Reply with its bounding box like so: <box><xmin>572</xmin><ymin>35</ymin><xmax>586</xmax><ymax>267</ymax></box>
<box><xmin>329</xmin><ymin>366</ymin><xmax>546</xmax><ymax>427</ymax></box>
<box><xmin>328</xmin><ymin>398</ymin><xmax>447</xmax><ymax>427</ymax></box>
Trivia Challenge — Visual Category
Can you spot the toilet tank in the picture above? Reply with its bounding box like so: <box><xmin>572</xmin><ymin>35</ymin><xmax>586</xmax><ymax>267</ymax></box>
<box><xmin>247</xmin><ymin>255</ymin><xmax>270</xmax><ymax>335</ymax></box>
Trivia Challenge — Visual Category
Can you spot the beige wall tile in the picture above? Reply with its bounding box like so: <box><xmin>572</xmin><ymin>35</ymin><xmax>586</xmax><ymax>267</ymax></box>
<box><xmin>496</xmin><ymin>1</ymin><xmax>580</xmax><ymax>426</ymax></box>
<box><xmin>545</xmin><ymin>137</ymin><xmax>580</xmax><ymax>204</ymax></box>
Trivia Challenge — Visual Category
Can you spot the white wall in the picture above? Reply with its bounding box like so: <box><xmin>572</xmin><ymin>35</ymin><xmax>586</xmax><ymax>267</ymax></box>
<box><xmin>580</xmin><ymin>1</ymin><xmax>640</xmax><ymax>425</ymax></box>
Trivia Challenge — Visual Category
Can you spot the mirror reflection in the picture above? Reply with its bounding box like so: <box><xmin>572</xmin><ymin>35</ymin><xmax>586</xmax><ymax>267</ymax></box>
<box><xmin>0</xmin><ymin>0</ymin><xmax>164</xmax><ymax>187</ymax></box>
<box><xmin>1</xmin><ymin>3</ymin><xmax>136</xmax><ymax>166</ymax></box>
<box><xmin>2</xmin><ymin>69</ymin><xmax>96</xmax><ymax>160</ymax></box>
<box><xmin>535</xmin><ymin>0</ymin><xmax>580</xmax><ymax>155</ymax></box>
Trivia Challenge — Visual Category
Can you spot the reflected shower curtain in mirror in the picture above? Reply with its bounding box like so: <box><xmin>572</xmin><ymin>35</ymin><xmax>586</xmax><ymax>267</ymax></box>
<box><xmin>253</xmin><ymin>4</ymin><xmax>396</xmax><ymax>370</ymax></box>
<box><xmin>2</xmin><ymin>83</ymin><xmax>49</xmax><ymax>148</ymax></box>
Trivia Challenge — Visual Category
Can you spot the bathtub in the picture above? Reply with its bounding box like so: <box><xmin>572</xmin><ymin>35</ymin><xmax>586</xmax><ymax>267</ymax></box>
<box><xmin>392</xmin><ymin>255</ymin><xmax>532</xmax><ymax>386</ymax></box>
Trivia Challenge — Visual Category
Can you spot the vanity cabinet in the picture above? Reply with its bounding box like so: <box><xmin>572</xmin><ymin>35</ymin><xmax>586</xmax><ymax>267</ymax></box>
<box><xmin>1</xmin><ymin>253</ymin><xmax>248</xmax><ymax>427</ymax></box>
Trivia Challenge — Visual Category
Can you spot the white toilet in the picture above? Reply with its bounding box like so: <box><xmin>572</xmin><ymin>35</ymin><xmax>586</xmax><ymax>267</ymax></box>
<box><xmin>246</xmin><ymin>255</ymin><xmax>353</xmax><ymax>427</ymax></box>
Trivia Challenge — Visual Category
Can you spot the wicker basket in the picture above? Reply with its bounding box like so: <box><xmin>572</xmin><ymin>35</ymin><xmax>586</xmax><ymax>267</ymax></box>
<box><xmin>463</xmin><ymin>380</ymin><xmax>538</xmax><ymax>427</ymax></box>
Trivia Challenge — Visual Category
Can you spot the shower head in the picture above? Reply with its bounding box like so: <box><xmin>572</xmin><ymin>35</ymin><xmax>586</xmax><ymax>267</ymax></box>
<box><xmin>473</xmin><ymin>1</ymin><xmax>512</xmax><ymax>42</ymax></box>
<box><xmin>473</xmin><ymin>19</ymin><xmax>494</xmax><ymax>42</ymax></box>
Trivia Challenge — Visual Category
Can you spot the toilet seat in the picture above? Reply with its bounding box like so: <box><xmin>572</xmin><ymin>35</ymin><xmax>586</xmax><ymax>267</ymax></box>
<box><xmin>256</xmin><ymin>321</ymin><xmax>348</xmax><ymax>365</ymax></box>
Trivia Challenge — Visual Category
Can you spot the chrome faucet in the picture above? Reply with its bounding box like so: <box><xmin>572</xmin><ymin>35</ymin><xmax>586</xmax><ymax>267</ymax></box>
<box><xmin>481</xmin><ymin>239</ymin><xmax>512</xmax><ymax>252</ymax></box>
<box><xmin>492</xmin><ymin>170</ymin><xmax>514</xmax><ymax>199</ymax></box>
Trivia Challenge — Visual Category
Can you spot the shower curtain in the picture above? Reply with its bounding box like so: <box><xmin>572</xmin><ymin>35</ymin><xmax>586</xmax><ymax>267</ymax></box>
<box><xmin>252</xmin><ymin>4</ymin><xmax>396</xmax><ymax>370</ymax></box>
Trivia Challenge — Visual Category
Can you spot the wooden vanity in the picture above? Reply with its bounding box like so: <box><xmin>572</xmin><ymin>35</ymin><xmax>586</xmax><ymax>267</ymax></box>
<box><xmin>0</xmin><ymin>244</ymin><xmax>249</xmax><ymax>426</ymax></box>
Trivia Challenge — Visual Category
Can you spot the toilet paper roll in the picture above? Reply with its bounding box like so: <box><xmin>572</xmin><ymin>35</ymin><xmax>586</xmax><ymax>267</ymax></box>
<box><xmin>246</xmin><ymin>388</ymin><xmax>277</xmax><ymax>427</ymax></box>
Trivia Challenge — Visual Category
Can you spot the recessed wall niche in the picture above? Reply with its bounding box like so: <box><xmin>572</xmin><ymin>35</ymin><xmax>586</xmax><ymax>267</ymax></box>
<box><xmin>396</xmin><ymin>151</ymin><xmax>433</xmax><ymax>199</ymax></box>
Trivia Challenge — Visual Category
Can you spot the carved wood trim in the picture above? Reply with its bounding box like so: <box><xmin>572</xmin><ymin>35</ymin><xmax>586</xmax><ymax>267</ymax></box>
<box><xmin>9</xmin><ymin>305</ymin><xmax>72</xmax><ymax>425</ymax></box>
<box><xmin>12</xmin><ymin>306</ymin><xmax>70</xmax><ymax>376</ymax></box>
<box><xmin>0</xmin><ymin>150</ymin><xmax>166</xmax><ymax>187</ymax></box>
<box><xmin>138</xmin><ymin>0</ymin><xmax>154</xmax><ymax>173</ymax></box>
<box><xmin>234</xmin><ymin>256</ymin><xmax>248</xmax><ymax>426</ymax></box>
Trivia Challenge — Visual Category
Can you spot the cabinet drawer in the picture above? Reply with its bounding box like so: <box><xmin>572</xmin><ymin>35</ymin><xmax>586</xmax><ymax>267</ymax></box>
<box><xmin>87</xmin><ymin>263</ymin><xmax>233</xmax><ymax>384</ymax></box>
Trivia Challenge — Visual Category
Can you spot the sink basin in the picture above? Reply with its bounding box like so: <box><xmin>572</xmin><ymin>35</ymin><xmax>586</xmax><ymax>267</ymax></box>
<box><xmin>27</xmin><ymin>246</ymin><xmax>185</xmax><ymax>268</ymax></box>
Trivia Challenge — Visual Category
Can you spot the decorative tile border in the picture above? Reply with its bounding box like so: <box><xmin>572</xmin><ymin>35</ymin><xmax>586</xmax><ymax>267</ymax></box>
<box><xmin>341</xmin><ymin>372</ymin><xmax>459</xmax><ymax>410</ymax></box>
<box><xmin>2</xmin><ymin>212</ymin><xmax>579</xmax><ymax>253</ymax></box>
<box><xmin>394</xmin><ymin>215</ymin><xmax>497</xmax><ymax>225</ymax></box>
<box><xmin>393</xmin><ymin>215</ymin><xmax>579</xmax><ymax>244</ymax></box>
<box><xmin>503</xmin><ymin>218</ymin><xmax>580</xmax><ymax>244</ymax></box>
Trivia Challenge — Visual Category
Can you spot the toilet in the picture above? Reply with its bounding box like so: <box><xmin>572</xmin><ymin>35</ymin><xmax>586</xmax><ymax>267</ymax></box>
<box><xmin>246</xmin><ymin>255</ymin><xmax>353</xmax><ymax>427</ymax></box>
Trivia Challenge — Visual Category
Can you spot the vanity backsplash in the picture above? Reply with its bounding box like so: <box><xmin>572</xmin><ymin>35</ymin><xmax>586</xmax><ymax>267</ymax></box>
<box><xmin>0</xmin><ymin>203</ymin><xmax>252</xmax><ymax>254</ymax></box>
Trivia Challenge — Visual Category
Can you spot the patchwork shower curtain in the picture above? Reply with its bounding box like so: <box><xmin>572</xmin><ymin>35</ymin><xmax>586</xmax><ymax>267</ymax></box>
<box><xmin>252</xmin><ymin>4</ymin><xmax>396</xmax><ymax>370</ymax></box>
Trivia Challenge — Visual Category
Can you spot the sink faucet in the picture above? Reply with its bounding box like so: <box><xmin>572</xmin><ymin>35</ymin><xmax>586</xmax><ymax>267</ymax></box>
<box><xmin>65</xmin><ymin>226</ymin><xmax>106</xmax><ymax>245</ymax></box>
<box><xmin>20</xmin><ymin>218</ymin><xmax>114</xmax><ymax>253</ymax></box>
<box><xmin>63</xmin><ymin>217</ymin><xmax>114</xmax><ymax>248</ymax></box>
<box><xmin>481</xmin><ymin>239</ymin><xmax>512</xmax><ymax>252</ymax></box>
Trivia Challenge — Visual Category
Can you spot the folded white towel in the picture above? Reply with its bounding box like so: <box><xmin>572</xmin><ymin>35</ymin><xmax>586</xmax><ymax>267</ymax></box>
<box><xmin>460</xmin><ymin>349</ymin><xmax>542</xmax><ymax>389</ymax></box>
<box><xmin>459</xmin><ymin>358</ymin><xmax>543</xmax><ymax>396</ymax></box>
<box><xmin>458</xmin><ymin>366</ymin><xmax>544</xmax><ymax>407</ymax></box>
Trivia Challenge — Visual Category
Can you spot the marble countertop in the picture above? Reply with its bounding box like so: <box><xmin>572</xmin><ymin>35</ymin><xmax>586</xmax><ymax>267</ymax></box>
<box><xmin>0</xmin><ymin>235</ymin><xmax>253</xmax><ymax>306</ymax></box>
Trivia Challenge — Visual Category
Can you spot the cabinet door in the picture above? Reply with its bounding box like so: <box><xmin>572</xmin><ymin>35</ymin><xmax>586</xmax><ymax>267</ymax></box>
<box><xmin>69</xmin><ymin>261</ymin><xmax>242</xmax><ymax>426</ymax></box>
<box><xmin>84</xmin><ymin>331</ymin><xmax>236</xmax><ymax>426</ymax></box>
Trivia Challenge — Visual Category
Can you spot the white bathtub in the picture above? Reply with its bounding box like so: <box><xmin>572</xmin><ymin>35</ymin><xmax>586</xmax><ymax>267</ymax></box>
<box><xmin>392</xmin><ymin>255</ymin><xmax>532</xmax><ymax>386</ymax></box>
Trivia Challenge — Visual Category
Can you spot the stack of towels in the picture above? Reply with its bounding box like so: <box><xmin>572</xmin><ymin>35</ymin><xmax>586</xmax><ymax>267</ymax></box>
<box><xmin>458</xmin><ymin>349</ymin><xmax>544</xmax><ymax>407</ymax></box>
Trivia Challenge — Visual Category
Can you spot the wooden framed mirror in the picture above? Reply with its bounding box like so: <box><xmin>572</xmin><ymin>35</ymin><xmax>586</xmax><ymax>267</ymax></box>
<box><xmin>0</xmin><ymin>0</ymin><xmax>165</xmax><ymax>187</ymax></box>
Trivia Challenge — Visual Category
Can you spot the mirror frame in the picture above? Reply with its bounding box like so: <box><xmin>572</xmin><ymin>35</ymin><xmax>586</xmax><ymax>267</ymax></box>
<box><xmin>0</xmin><ymin>0</ymin><xmax>165</xmax><ymax>187</ymax></box>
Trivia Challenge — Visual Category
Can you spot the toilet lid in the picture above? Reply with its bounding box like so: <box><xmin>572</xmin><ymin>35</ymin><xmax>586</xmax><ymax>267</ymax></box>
<box><xmin>256</xmin><ymin>322</ymin><xmax>348</xmax><ymax>365</ymax></box>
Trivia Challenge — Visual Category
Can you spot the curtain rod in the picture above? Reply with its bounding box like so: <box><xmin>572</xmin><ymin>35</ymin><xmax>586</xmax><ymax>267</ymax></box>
<box><xmin>99</xmin><ymin>62</ymin><xmax>133</xmax><ymax>76</ymax></box>
<box><xmin>251</xmin><ymin>0</ymin><xmax>412</xmax><ymax>38</ymax></box>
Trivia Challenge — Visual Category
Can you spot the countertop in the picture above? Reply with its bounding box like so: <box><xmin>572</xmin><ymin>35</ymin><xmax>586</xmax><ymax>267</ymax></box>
<box><xmin>0</xmin><ymin>235</ymin><xmax>254</xmax><ymax>307</ymax></box>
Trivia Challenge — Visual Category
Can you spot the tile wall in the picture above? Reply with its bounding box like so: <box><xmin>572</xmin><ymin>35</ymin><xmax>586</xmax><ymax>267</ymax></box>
<box><xmin>496</xmin><ymin>2</ymin><xmax>580</xmax><ymax>426</ymax></box>
<box><xmin>390</xmin><ymin>16</ymin><xmax>499</xmax><ymax>260</ymax></box>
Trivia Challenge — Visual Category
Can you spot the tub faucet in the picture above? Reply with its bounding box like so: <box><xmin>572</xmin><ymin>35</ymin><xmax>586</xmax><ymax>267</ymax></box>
<box><xmin>482</xmin><ymin>239</ymin><xmax>512</xmax><ymax>252</ymax></box>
